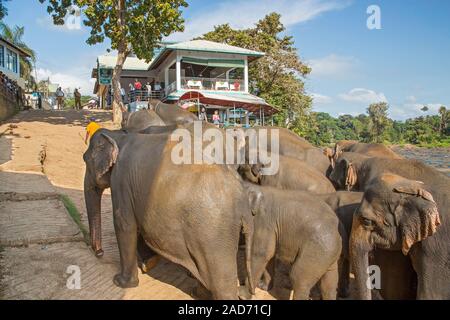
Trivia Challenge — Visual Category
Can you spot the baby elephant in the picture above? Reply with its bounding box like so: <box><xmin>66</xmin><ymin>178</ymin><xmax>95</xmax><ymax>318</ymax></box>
<box><xmin>241</xmin><ymin>186</ymin><xmax>342</xmax><ymax>300</ymax></box>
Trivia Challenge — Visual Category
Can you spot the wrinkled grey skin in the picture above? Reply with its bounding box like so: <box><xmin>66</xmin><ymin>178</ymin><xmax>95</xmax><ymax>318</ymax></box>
<box><xmin>240</xmin><ymin>185</ymin><xmax>342</xmax><ymax>300</ymax></box>
<box><xmin>245</xmin><ymin>126</ymin><xmax>331</xmax><ymax>176</ymax></box>
<box><xmin>150</xmin><ymin>99</ymin><xmax>197</xmax><ymax>125</ymax></box>
<box><xmin>83</xmin><ymin>128</ymin><xmax>254</xmax><ymax>299</ymax></box>
<box><xmin>121</xmin><ymin>109</ymin><xmax>165</xmax><ymax>131</ymax></box>
<box><xmin>239</xmin><ymin>155</ymin><xmax>335</xmax><ymax>194</ymax></box>
<box><xmin>351</xmin><ymin>168</ymin><xmax>450</xmax><ymax>300</ymax></box>
<box><xmin>317</xmin><ymin>191</ymin><xmax>363</xmax><ymax>297</ymax></box>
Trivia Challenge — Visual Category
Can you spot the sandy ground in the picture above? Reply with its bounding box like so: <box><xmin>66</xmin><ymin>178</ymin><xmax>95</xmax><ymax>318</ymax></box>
<box><xmin>0</xmin><ymin>109</ymin><xmax>280</xmax><ymax>300</ymax></box>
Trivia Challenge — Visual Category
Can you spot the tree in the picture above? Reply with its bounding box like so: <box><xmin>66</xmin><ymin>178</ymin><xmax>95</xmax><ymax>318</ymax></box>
<box><xmin>438</xmin><ymin>106</ymin><xmax>448</xmax><ymax>135</ymax></box>
<box><xmin>0</xmin><ymin>0</ymin><xmax>10</xmax><ymax>20</ymax></box>
<box><xmin>199</xmin><ymin>13</ymin><xmax>312</xmax><ymax>131</ymax></box>
<box><xmin>367</xmin><ymin>102</ymin><xmax>389</xmax><ymax>143</ymax></box>
<box><xmin>39</xmin><ymin>0</ymin><xmax>188</xmax><ymax>123</ymax></box>
<box><xmin>0</xmin><ymin>23</ymin><xmax>36</xmax><ymax>87</ymax></box>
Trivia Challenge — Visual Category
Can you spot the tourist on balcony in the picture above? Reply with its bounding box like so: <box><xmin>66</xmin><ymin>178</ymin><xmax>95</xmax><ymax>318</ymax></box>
<box><xmin>199</xmin><ymin>107</ymin><xmax>208</xmax><ymax>122</ymax></box>
<box><xmin>146</xmin><ymin>82</ymin><xmax>152</xmax><ymax>100</ymax></box>
<box><xmin>212</xmin><ymin>110</ymin><xmax>220</xmax><ymax>127</ymax></box>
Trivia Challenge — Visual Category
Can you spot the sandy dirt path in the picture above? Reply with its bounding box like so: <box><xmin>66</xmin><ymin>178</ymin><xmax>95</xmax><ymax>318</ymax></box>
<box><xmin>0</xmin><ymin>109</ymin><xmax>277</xmax><ymax>300</ymax></box>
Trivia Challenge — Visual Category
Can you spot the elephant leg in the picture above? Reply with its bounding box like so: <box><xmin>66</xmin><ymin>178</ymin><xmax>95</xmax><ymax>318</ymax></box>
<box><xmin>112</xmin><ymin>205</ymin><xmax>139</xmax><ymax>288</ymax></box>
<box><xmin>337</xmin><ymin>256</ymin><xmax>350</xmax><ymax>298</ymax></box>
<box><xmin>259</xmin><ymin>258</ymin><xmax>275</xmax><ymax>291</ymax></box>
<box><xmin>290</xmin><ymin>255</ymin><xmax>328</xmax><ymax>300</ymax></box>
<box><xmin>319</xmin><ymin>261</ymin><xmax>339</xmax><ymax>300</ymax></box>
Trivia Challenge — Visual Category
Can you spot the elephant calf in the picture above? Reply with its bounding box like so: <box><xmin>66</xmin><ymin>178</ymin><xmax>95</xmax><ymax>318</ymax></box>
<box><xmin>241</xmin><ymin>185</ymin><xmax>342</xmax><ymax>300</ymax></box>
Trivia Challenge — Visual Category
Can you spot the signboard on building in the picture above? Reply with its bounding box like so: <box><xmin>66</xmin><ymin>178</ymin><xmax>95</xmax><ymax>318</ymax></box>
<box><xmin>98</xmin><ymin>68</ymin><xmax>113</xmax><ymax>85</ymax></box>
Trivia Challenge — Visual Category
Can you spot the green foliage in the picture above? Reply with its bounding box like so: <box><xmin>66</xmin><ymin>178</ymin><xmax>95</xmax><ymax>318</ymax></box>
<box><xmin>39</xmin><ymin>0</ymin><xmax>187</xmax><ymax>62</ymax></box>
<box><xmin>367</xmin><ymin>102</ymin><xmax>389</xmax><ymax>142</ymax></box>
<box><xmin>307</xmin><ymin>106</ymin><xmax>450</xmax><ymax>147</ymax></box>
<box><xmin>0</xmin><ymin>0</ymin><xmax>9</xmax><ymax>20</ymax></box>
<box><xmin>60</xmin><ymin>194</ymin><xmax>89</xmax><ymax>244</ymax></box>
<box><xmin>199</xmin><ymin>13</ymin><xmax>312</xmax><ymax>130</ymax></box>
<box><xmin>65</xmin><ymin>95</ymin><xmax>92</xmax><ymax>109</ymax></box>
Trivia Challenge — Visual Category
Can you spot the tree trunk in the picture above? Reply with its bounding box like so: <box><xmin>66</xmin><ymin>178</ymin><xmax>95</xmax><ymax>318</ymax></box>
<box><xmin>112</xmin><ymin>0</ymin><xmax>128</xmax><ymax>125</ymax></box>
<box><xmin>112</xmin><ymin>50</ymin><xmax>127</xmax><ymax>125</ymax></box>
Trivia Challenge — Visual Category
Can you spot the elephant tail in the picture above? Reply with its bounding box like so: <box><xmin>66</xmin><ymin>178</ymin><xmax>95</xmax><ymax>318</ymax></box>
<box><xmin>242</xmin><ymin>212</ymin><xmax>256</xmax><ymax>295</ymax></box>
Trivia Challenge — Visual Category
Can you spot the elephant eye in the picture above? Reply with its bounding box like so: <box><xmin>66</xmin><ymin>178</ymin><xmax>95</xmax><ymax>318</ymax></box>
<box><xmin>361</xmin><ymin>217</ymin><xmax>373</xmax><ymax>227</ymax></box>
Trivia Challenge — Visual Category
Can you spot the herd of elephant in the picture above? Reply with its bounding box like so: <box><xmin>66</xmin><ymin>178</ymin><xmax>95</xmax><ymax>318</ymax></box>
<box><xmin>83</xmin><ymin>100</ymin><xmax>450</xmax><ymax>300</ymax></box>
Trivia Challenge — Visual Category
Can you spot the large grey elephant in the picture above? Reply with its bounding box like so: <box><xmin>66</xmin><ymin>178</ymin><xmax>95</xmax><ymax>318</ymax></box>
<box><xmin>239</xmin><ymin>154</ymin><xmax>335</xmax><ymax>194</ymax></box>
<box><xmin>150</xmin><ymin>99</ymin><xmax>197</xmax><ymax>125</ymax></box>
<box><xmin>330</xmin><ymin>154</ymin><xmax>446</xmax><ymax>193</ymax></box>
<box><xmin>334</xmin><ymin>141</ymin><xmax>402</xmax><ymax>160</ymax></box>
<box><xmin>240</xmin><ymin>185</ymin><xmax>342</xmax><ymax>300</ymax></box>
<box><xmin>121</xmin><ymin>109</ymin><xmax>165</xmax><ymax>131</ymax></box>
<box><xmin>83</xmin><ymin>128</ymin><xmax>254</xmax><ymax>299</ymax></box>
<box><xmin>245</xmin><ymin>126</ymin><xmax>331</xmax><ymax>176</ymax></box>
<box><xmin>351</xmin><ymin>171</ymin><xmax>450</xmax><ymax>299</ymax></box>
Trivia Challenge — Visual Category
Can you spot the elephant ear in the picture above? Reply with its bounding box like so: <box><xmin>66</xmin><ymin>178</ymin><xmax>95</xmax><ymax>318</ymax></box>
<box><xmin>344</xmin><ymin>160</ymin><xmax>357</xmax><ymax>191</ymax></box>
<box><xmin>93</xmin><ymin>133</ymin><xmax>119</xmax><ymax>181</ymax></box>
<box><xmin>248</xmin><ymin>189</ymin><xmax>263</xmax><ymax>216</ymax></box>
<box><xmin>390</xmin><ymin>178</ymin><xmax>441</xmax><ymax>255</ymax></box>
<box><xmin>323</xmin><ymin>147</ymin><xmax>335</xmax><ymax>168</ymax></box>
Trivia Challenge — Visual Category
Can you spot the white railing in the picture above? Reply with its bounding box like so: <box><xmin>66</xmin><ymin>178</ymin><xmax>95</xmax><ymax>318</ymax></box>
<box><xmin>181</xmin><ymin>77</ymin><xmax>245</xmax><ymax>92</ymax></box>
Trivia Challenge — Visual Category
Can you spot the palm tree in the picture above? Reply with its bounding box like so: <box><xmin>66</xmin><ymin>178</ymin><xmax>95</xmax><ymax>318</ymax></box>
<box><xmin>0</xmin><ymin>22</ymin><xmax>36</xmax><ymax>89</ymax></box>
<box><xmin>438</xmin><ymin>106</ymin><xmax>448</xmax><ymax>135</ymax></box>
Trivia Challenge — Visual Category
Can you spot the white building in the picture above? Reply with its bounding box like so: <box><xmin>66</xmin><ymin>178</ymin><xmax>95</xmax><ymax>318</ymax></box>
<box><xmin>0</xmin><ymin>37</ymin><xmax>30</xmax><ymax>89</ymax></box>
<box><xmin>92</xmin><ymin>40</ymin><xmax>277</xmax><ymax>125</ymax></box>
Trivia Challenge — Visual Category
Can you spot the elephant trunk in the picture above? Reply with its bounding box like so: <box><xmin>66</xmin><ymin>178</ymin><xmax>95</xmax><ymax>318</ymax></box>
<box><xmin>350</xmin><ymin>214</ymin><xmax>372</xmax><ymax>300</ymax></box>
<box><xmin>84</xmin><ymin>175</ymin><xmax>104</xmax><ymax>257</ymax></box>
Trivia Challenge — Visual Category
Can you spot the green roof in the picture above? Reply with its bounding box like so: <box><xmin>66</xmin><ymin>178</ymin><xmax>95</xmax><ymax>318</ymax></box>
<box><xmin>165</xmin><ymin>40</ymin><xmax>264</xmax><ymax>56</ymax></box>
<box><xmin>149</xmin><ymin>40</ymin><xmax>264</xmax><ymax>70</ymax></box>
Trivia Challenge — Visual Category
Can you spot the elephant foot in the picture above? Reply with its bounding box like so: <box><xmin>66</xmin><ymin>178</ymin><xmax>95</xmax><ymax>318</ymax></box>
<box><xmin>258</xmin><ymin>279</ymin><xmax>273</xmax><ymax>292</ymax></box>
<box><xmin>338</xmin><ymin>286</ymin><xmax>350</xmax><ymax>299</ymax></box>
<box><xmin>113</xmin><ymin>273</ymin><xmax>139</xmax><ymax>288</ymax></box>
<box><xmin>238</xmin><ymin>285</ymin><xmax>253</xmax><ymax>300</ymax></box>
<box><xmin>191</xmin><ymin>284</ymin><xmax>212</xmax><ymax>300</ymax></box>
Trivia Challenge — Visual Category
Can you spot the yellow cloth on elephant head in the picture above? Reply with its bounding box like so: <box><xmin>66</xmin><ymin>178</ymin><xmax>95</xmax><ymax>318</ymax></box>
<box><xmin>86</xmin><ymin>122</ymin><xmax>101</xmax><ymax>139</ymax></box>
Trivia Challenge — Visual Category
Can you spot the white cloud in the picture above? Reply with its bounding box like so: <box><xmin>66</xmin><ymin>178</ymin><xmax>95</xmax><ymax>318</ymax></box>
<box><xmin>36</xmin><ymin>67</ymin><xmax>95</xmax><ymax>95</ymax></box>
<box><xmin>307</xmin><ymin>54</ymin><xmax>358</xmax><ymax>77</ymax></box>
<box><xmin>36</xmin><ymin>15</ymin><xmax>86</xmax><ymax>33</ymax></box>
<box><xmin>390</xmin><ymin>102</ymin><xmax>444</xmax><ymax>120</ymax></box>
<box><xmin>338</xmin><ymin>88</ymin><xmax>387</xmax><ymax>104</ymax></box>
<box><xmin>311</xmin><ymin>93</ymin><xmax>332</xmax><ymax>104</ymax></box>
<box><xmin>168</xmin><ymin>0</ymin><xmax>351</xmax><ymax>41</ymax></box>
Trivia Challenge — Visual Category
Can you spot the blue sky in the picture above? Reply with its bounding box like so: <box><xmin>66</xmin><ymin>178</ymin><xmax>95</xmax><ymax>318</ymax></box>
<box><xmin>4</xmin><ymin>0</ymin><xmax>450</xmax><ymax>120</ymax></box>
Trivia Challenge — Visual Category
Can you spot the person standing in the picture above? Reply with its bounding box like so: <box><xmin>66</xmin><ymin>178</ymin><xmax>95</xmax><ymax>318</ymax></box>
<box><xmin>146</xmin><ymin>82</ymin><xmax>152</xmax><ymax>100</ymax></box>
<box><xmin>199</xmin><ymin>107</ymin><xmax>208</xmax><ymax>122</ymax></box>
<box><xmin>212</xmin><ymin>110</ymin><xmax>220</xmax><ymax>127</ymax></box>
<box><xmin>55</xmin><ymin>87</ymin><xmax>65</xmax><ymax>110</ymax></box>
<box><xmin>74</xmin><ymin>88</ymin><xmax>82</xmax><ymax>110</ymax></box>
<box><xmin>134</xmin><ymin>79</ymin><xmax>143</xmax><ymax>100</ymax></box>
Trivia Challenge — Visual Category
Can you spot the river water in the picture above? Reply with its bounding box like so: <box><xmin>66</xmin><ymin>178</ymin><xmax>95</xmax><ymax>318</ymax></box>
<box><xmin>392</xmin><ymin>146</ymin><xmax>450</xmax><ymax>176</ymax></box>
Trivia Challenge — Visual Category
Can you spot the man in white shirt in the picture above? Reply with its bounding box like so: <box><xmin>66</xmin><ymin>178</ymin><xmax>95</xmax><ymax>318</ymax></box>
<box><xmin>55</xmin><ymin>87</ymin><xmax>65</xmax><ymax>110</ymax></box>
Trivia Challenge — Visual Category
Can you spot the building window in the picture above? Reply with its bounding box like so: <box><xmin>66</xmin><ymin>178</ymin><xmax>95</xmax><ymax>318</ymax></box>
<box><xmin>6</xmin><ymin>48</ymin><xmax>18</xmax><ymax>73</ymax></box>
<box><xmin>0</xmin><ymin>45</ymin><xmax>4</xmax><ymax>67</ymax></box>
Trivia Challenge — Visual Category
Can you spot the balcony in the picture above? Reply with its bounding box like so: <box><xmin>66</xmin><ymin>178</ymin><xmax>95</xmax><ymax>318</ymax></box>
<box><xmin>180</xmin><ymin>77</ymin><xmax>245</xmax><ymax>93</ymax></box>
